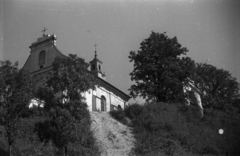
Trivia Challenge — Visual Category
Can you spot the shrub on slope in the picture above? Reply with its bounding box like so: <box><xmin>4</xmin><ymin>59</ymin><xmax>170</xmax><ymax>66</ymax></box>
<box><xmin>0</xmin><ymin>113</ymin><xmax>100</xmax><ymax>156</ymax></box>
<box><xmin>111</xmin><ymin>102</ymin><xmax>240</xmax><ymax>156</ymax></box>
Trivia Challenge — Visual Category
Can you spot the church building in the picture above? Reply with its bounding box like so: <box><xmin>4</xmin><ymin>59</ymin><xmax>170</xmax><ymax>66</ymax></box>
<box><xmin>22</xmin><ymin>33</ymin><xmax>130</xmax><ymax>111</ymax></box>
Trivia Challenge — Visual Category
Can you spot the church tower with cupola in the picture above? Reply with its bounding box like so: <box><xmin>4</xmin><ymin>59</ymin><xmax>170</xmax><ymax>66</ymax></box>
<box><xmin>89</xmin><ymin>44</ymin><xmax>106</xmax><ymax>80</ymax></box>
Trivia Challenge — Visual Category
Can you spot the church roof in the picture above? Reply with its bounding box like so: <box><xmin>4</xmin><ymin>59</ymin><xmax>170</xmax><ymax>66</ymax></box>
<box><xmin>29</xmin><ymin>34</ymin><xmax>56</xmax><ymax>48</ymax></box>
<box><xmin>89</xmin><ymin>57</ymin><xmax>103</xmax><ymax>64</ymax></box>
<box><xmin>96</xmin><ymin>75</ymin><xmax>131</xmax><ymax>101</ymax></box>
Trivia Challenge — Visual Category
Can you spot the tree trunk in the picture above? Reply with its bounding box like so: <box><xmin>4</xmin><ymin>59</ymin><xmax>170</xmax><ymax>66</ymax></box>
<box><xmin>64</xmin><ymin>146</ymin><xmax>68</xmax><ymax>156</ymax></box>
<box><xmin>8</xmin><ymin>144</ymin><xmax>11</xmax><ymax>156</ymax></box>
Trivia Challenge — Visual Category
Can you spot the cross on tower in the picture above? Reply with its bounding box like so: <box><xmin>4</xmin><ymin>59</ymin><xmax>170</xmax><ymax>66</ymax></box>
<box><xmin>41</xmin><ymin>27</ymin><xmax>47</xmax><ymax>36</ymax></box>
<box><xmin>94</xmin><ymin>43</ymin><xmax>98</xmax><ymax>58</ymax></box>
<box><xmin>94</xmin><ymin>43</ymin><xmax>98</xmax><ymax>51</ymax></box>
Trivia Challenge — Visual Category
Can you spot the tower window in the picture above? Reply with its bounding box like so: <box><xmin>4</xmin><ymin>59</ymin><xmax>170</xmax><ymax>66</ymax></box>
<box><xmin>92</xmin><ymin>64</ymin><xmax>95</xmax><ymax>70</ymax></box>
<box><xmin>39</xmin><ymin>51</ymin><xmax>46</xmax><ymax>66</ymax></box>
<box><xmin>99</xmin><ymin>65</ymin><xmax>101</xmax><ymax>71</ymax></box>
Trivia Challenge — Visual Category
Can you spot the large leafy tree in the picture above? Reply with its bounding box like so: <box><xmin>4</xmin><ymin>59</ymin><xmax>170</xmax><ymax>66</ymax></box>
<box><xmin>0</xmin><ymin>60</ymin><xmax>33</xmax><ymax>156</ymax></box>
<box><xmin>193</xmin><ymin>63</ymin><xmax>239</xmax><ymax>112</ymax></box>
<box><xmin>34</xmin><ymin>54</ymin><xmax>98</xmax><ymax>156</ymax></box>
<box><xmin>129</xmin><ymin>31</ymin><xmax>195</xmax><ymax>102</ymax></box>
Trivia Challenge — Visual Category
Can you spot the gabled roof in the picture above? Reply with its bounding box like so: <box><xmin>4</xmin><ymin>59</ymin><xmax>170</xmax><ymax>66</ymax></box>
<box><xmin>22</xmin><ymin>55</ymin><xmax>31</xmax><ymax>71</ymax></box>
<box><xmin>97</xmin><ymin>76</ymin><xmax>131</xmax><ymax>101</ymax></box>
<box><xmin>53</xmin><ymin>46</ymin><xmax>68</xmax><ymax>59</ymax></box>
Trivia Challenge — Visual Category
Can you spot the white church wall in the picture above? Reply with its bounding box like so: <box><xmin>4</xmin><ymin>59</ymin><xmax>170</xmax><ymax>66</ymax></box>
<box><xmin>97</xmin><ymin>86</ymin><xmax>125</xmax><ymax>111</ymax></box>
<box><xmin>96</xmin><ymin>97</ymin><xmax>101</xmax><ymax>111</ymax></box>
<box><xmin>97</xmin><ymin>86</ymin><xmax>110</xmax><ymax>111</ymax></box>
<box><xmin>110</xmin><ymin>93</ymin><xmax>125</xmax><ymax>110</ymax></box>
<box><xmin>85</xmin><ymin>90</ymin><xmax>93</xmax><ymax>111</ymax></box>
<box><xmin>82</xmin><ymin>85</ymin><xmax>128</xmax><ymax>112</ymax></box>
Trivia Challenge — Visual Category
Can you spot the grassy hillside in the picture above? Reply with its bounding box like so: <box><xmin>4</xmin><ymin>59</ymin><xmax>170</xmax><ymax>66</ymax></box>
<box><xmin>110</xmin><ymin>102</ymin><xmax>240</xmax><ymax>156</ymax></box>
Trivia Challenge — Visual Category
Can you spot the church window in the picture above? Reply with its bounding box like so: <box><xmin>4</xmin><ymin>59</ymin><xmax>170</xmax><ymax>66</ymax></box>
<box><xmin>99</xmin><ymin>65</ymin><xmax>101</xmax><ymax>71</ymax></box>
<box><xmin>39</xmin><ymin>51</ymin><xmax>46</xmax><ymax>66</ymax></box>
<box><xmin>101</xmin><ymin>96</ymin><xmax>106</xmax><ymax>112</ymax></box>
<box><xmin>92</xmin><ymin>64</ymin><xmax>95</xmax><ymax>70</ymax></box>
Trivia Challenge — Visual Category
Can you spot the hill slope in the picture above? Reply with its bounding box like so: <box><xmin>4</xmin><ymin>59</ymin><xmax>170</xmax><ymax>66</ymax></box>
<box><xmin>90</xmin><ymin>111</ymin><xmax>135</xmax><ymax>156</ymax></box>
<box><xmin>110</xmin><ymin>102</ymin><xmax>240</xmax><ymax>156</ymax></box>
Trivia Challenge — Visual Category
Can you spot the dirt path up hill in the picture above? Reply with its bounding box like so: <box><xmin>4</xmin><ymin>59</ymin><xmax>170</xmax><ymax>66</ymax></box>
<box><xmin>90</xmin><ymin>111</ymin><xmax>135</xmax><ymax>156</ymax></box>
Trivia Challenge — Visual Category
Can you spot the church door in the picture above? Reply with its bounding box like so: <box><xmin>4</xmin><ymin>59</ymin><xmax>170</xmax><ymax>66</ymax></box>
<box><xmin>101</xmin><ymin>96</ymin><xmax>106</xmax><ymax>112</ymax></box>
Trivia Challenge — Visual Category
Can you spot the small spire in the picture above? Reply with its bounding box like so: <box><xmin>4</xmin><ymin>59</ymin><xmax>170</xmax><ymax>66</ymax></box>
<box><xmin>41</xmin><ymin>27</ymin><xmax>47</xmax><ymax>36</ymax></box>
<box><xmin>94</xmin><ymin>43</ymin><xmax>98</xmax><ymax>59</ymax></box>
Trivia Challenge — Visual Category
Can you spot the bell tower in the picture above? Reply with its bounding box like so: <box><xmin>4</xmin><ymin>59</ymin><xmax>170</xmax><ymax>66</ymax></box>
<box><xmin>89</xmin><ymin>44</ymin><xmax>106</xmax><ymax>80</ymax></box>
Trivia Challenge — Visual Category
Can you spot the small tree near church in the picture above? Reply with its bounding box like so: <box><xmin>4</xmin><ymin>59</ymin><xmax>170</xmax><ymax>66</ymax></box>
<box><xmin>129</xmin><ymin>31</ymin><xmax>195</xmax><ymax>102</ymax></box>
<box><xmin>0</xmin><ymin>60</ymin><xmax>33</xmax><ymax>156</ymax></box>
<box><xmin>194</xmin><ymin>62</ymin><xmax>240</xmax><ymax>112</ymax></box>
<box><xmin>34</xmin><ymin>54</ymin><xmax>98</xmax><ymax>156</ymax></box>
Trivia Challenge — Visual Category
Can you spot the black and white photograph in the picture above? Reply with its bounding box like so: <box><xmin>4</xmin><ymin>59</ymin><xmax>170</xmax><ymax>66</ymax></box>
<box><xmin>0</xmin><ymin>0</ymin><xmax>240</xmax><ymax>155</ymax></box>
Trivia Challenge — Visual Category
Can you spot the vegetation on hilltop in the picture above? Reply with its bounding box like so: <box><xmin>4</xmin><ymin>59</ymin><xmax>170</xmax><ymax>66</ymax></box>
<box><xmin>110</xmin><ymin>102</ymin><xmax>240</xmax><ymax>155</ymax></box>
<box><xmin>129</xmin><ymin>31</ymin><xmax>240</xmax><ymax>113</ymax></box>
<box><xmin>194</xmin><ymin>62</ymin><xmax>239</xmax><ymax>113</ymax></box>
<box><xmin>123</xmin><ymin>31</ymin><xmax>240</xmax><ymax>155</ymax></box>
<box><xmin>129</xmin><ymin>31</ymin><xmax>195</xmax><ymax>102</ymax></box>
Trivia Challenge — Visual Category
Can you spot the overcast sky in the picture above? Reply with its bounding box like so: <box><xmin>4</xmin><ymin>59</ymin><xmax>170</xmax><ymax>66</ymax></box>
<box><xmin>1</xmin><ymin>0</ymin><xmax>240</xmax><ymax>103</ymax></box>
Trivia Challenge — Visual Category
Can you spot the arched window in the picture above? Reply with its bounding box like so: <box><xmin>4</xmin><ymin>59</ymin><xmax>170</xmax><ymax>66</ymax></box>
<box><xmin>99</xmin><ymin>65</ymin><xmax>101</xmax><ymax>71</ymax></box>
<box><xmin>39</xmin><ymin>51</ymin><xmax>46</xmax><ymax>66</ymax></box>
<box><xmin>101</xmin><ymin>96</ymin><xmax>106</xmax><ymax>112</ymax></box>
